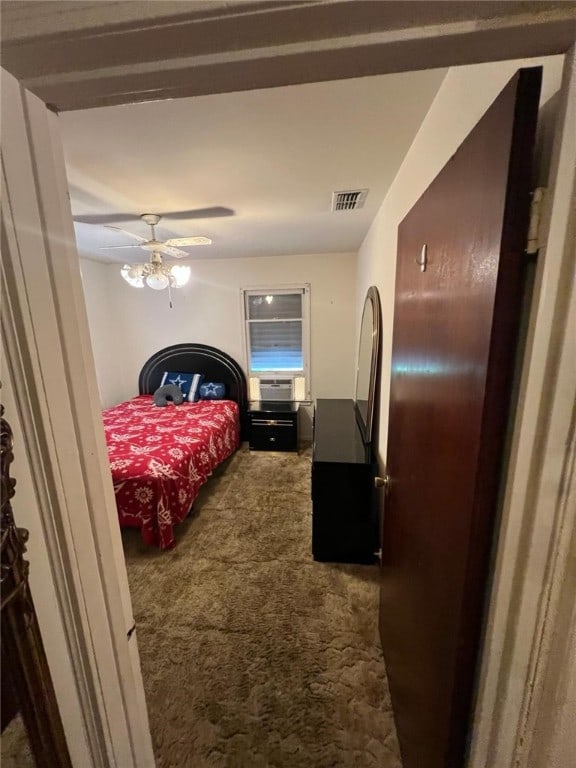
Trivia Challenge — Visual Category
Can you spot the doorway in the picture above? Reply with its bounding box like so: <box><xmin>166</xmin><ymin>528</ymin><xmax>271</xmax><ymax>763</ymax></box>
<box><xmin>2</xmin><ymin>33</ymin><xmax>572</xmax><ymax>768</ymax></box>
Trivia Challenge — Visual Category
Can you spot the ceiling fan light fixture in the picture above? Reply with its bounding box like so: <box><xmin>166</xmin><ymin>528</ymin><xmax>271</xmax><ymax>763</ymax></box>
<box><xmin>114</xmin><ymin>217</ymin><xmax>194</xmax><ymax>293</ymax></box>
<box><xmin>120</xmin><ymin>264</ymin><xmax>145</xmax><ymax>287</ymax></box>
<box><xmin>146</xmin><ymin>272</ymin><xmax>170</xmax><ymax>291</ymax></box>
<box><xmin>120</xmin><ymin>249</ymin><xmax>190</xmax><ymax>292</ymax></box>
<box><xmin>169</xmin><ymin>264</ymin><xmax>191</xmax><ymax>287</ymax></box>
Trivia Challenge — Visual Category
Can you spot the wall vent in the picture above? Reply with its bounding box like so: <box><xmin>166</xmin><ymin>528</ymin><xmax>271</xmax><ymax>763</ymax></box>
<box><xmin>332</xmin><ymin>189</ymin><xmax>368</xmax><ymax>211</ymax></box>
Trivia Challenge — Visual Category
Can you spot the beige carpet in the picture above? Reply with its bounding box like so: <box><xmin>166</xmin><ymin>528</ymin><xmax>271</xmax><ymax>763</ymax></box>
<box><xmin>1</xmin><ymin>716</ymin><xmax>34</xmax><ymax>768</ymax></box>
<box><xmin>123</xmin><ymin>445</ymin><xmax>401</xmax><ymax>768</ymax></box>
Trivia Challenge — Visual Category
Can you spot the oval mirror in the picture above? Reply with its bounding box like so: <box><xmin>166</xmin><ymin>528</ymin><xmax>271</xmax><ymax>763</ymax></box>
<box><xmin>354</xmin><ymin>286</ymin><xmax>381</xmax><ymax>445</ymax></box>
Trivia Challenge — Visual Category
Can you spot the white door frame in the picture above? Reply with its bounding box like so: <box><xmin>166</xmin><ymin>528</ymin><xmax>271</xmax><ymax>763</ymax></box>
<box><xmin>469</xmin><ymin>48</ymin><xmax>576</xmax><ymax>768</ymax></box>
<box><xmin>1</xmin><ymin>14</ymin><xmax>574</xmax><ymax>767</ymax></box>
<box><xmin>1</xmin><ymin>70</ymin><xmax>154</xmax><ymax>768</ymax></box>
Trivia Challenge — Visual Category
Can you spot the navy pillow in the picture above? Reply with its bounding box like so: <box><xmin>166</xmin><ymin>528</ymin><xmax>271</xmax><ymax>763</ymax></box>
<box><xmin>199</xmin><ymin>382</ymin><xmax>226</xmax><ymax>400</ymax></box>
<box><xmin>160</xmin><ymin>371</ymin><xmax>203</xmax><ymax>402</ymax></box>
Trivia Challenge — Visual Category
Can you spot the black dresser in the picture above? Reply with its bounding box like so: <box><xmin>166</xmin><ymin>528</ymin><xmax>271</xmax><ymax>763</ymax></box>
<box><xmin>312</xmin><ymin>399</ymin><xmax>378</xmax><ymax>563</ymax></box>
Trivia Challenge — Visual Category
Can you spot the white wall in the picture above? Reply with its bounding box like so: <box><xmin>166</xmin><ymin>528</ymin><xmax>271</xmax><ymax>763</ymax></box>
<box><xmin>81</xmin><ymin>252</ymin><xmax>358</xmax><ymax>434</ymax></box>
<box><xmin>80</xmin><ymin>258</ymin><xmax>132</xmax><ymax>407</ymax></box>
<box><xmin>81</xmin><ymin>254</ymin><xmax>356</xmax><ymax>439</ymax></box>
<box><xmin>356</xmin><ymin>54</ymin><xmax>565</xmax><ymax>466</ymax></box>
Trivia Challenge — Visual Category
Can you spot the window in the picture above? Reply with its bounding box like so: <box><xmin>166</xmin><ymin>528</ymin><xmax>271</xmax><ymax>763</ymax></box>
<box><xmin>243</xmin><ymin>286</ymin><xmax>310</xmax><ymax>401</ymax></box>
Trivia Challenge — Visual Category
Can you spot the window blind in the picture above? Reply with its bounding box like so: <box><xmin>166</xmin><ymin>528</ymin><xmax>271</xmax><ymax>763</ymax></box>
<box><xmin>246</xmin><ymin>292</ymin><xmax>302</xmax><ymax>321</ymax></box>
<box><xmin>248</xmin><ymin>321</ymin><xmax>303</xmax><ymax>371</ymax></box>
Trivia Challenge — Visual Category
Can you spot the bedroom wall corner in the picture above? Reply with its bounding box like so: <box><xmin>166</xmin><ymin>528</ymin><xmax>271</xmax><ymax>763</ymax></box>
<box><xmin>91</xmin><ymin>252</ymin><xmax>358</xmax><ymax>426</ymax></box>
<box><xmin>80</xmin><ymin>257</ymin><xmax>131</xmax><ymax>408</ymax></box>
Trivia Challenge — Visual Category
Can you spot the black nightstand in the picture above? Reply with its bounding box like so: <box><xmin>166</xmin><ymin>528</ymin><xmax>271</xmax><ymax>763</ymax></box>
<box><xmin>248</xmin><ymin>401</ymin><xmax>299</xmax><ymax>452</ymax></box>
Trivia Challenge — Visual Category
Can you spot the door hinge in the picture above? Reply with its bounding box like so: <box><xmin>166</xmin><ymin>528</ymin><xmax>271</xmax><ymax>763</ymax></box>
<box><xmin>526</xmin><ymin>187</ymin><xmax>547</xmax><ymax>255</ymax></box>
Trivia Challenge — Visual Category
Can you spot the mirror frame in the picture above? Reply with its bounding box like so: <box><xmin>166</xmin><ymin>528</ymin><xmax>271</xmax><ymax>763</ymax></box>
<box><xmin>354</xmin><ymin>285</ymin><xmax>382</xmax><ymax>445</ymax></box>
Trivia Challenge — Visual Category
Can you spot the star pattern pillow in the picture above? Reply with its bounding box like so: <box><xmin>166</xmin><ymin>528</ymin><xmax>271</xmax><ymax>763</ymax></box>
<box><xmin>199</xmin><ymin>382</ymin><xmax>226</xmax><ymax>400</ymax></box>
<box><xmin>160</xmin><ymin>371</ymin><xmax>203</xmax><ymax>402</ymax></box>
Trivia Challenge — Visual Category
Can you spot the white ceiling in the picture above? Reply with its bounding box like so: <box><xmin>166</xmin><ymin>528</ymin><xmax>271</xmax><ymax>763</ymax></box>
<box><xmin>60</xmin><ymin>69</ymin><xmax>447</xmax><ymax>263</ymax></box>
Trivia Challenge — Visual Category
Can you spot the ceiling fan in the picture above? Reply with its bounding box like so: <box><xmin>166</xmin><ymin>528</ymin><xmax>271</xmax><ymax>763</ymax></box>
<box><xmin>95</xmin><ymin>213</ymin><xmax>213</xmax><ymax>259</ymax></box>
<box><xmin>74</xmin><ymin>206</ymin><xmax>233</xmax><ymax>225</ymax></box>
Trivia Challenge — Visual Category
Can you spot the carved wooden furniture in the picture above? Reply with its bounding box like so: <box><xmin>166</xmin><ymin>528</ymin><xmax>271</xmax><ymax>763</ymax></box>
<box><xmin>1</xmin><ymin>403</ymin><xmax>72</xmax><ymax>767</ymax></box>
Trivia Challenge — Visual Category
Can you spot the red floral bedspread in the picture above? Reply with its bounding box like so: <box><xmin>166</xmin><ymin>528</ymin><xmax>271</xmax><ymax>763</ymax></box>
<box><xmin>102</xmin><ymin>396</ymin><xmax>240</xmax><ymax>549</ymax></box>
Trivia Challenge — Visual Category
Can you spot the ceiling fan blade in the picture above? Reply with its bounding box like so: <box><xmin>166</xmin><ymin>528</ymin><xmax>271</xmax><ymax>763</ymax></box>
<box><xmin>164</xmin><ymin>236</ymin><xmax>212</xmax><ymax>247</ymax></box>
<box><xmin>74</xmin><ymin>213</ymin><xmax>141</xmax><ymax>224</ymax></box>
<box><xmin>102</xmin><ymin>226</ymin><xmax>149</xmax><ymax>244</ymax></box>
<box><xmin>160</xmin><ymin>207</ymin><xmax>234</xmax><ymax>220</ymax></box>
<box><xmin>99</xmin><ymin>244</ymin><xmax>145</xmax><ymax>250</ymax></box>
<box><xmin>155</xmin><ymin>244</ymin><xmax>189</xmax><ymax>259</ymax></box>
<box><xmin>74</xmin><ymin>207</ymin><xmax>233</xmax><ymax>225</ymax></box>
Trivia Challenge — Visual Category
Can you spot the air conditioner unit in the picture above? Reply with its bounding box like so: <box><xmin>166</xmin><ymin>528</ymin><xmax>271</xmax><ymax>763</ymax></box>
<box><xmin>258</xmin><ymin>378</ymin><xmax>293</xmax><ymax>401</ymax></box>
<box><xmin>249</xmin><ymin>376</ymin><xmax>307</xmax><ymax>402</ymax></box>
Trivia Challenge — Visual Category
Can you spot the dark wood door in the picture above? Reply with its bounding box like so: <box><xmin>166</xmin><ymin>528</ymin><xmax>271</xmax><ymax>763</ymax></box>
<box><xmin>380</xmin><ymin>68</ymin><xmax>542</xmax><ymax>768</ymax></box>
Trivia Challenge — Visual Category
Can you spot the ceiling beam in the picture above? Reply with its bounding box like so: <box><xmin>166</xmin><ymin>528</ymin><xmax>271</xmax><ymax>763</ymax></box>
<box><xmin>2</xmin><ymin>1</ymin><xmax>575</xmax><ymax>111</ymax></box>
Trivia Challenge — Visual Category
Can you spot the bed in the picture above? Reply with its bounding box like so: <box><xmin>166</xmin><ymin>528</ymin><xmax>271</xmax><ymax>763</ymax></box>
<box><xmin>103</xmin><ymin>343</ymin><xmax>248</xmax><ymax>549</ymax></box>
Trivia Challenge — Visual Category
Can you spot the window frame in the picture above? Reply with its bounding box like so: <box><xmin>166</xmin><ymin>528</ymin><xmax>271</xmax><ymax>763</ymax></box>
<box><xmin>241</xmin><ymin>284</ymin><xmax>311</xmax><ymax>400</ymax></box>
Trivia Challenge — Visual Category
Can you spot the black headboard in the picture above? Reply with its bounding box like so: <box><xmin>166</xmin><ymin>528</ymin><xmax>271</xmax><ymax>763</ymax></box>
<box><xmin>138</xmin><ymin>343</ymin><xmax>249</xmax><ymax>438</ymax></box>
